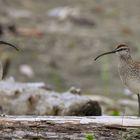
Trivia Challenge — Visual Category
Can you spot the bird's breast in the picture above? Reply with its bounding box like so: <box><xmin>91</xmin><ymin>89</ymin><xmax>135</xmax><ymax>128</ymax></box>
<box><xmin>125</xmin><ymin>78</ymin><xmax>140</xmax><ymax>94</ymax></box>
<box><xmin>119</xmin><ymin>63</ymin><xmax>140</xmax><ymax>94</ymax></box>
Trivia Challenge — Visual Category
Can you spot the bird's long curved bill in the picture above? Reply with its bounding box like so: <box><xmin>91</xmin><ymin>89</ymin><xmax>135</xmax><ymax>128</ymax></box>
<box><xmin>0</xmin><ymin>41</ymin><xmax>19</xmax><ymax>51</ymax></box>
<box><xmin>94</xmin><ymin>50</ymin><xmax>117</xmax><ymax>61</ymax></box>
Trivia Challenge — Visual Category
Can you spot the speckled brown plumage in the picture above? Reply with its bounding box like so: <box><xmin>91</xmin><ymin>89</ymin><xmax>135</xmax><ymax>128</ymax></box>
<box><xmin>95</xmin><ymin>44</ymin><xmax>140</xmax><ymax>116</ymax></box>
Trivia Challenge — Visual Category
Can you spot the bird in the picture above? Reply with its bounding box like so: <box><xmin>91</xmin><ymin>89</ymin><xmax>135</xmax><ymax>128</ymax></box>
<box><xmin>94</xmin><ymin>44</ymin><xmax>140</xmax><ymax>116</ymax></box>
<box><xmin>0</xmin><ymin>41</ymin><xmax>18</xmax><ymax>80</ymax></box>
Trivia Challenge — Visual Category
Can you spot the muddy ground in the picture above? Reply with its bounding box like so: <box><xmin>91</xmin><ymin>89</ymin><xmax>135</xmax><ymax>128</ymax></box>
<box><xmin>0</xmin><ymin>0</ymin><xmax>140</xmax><ymax>115</ymax></box>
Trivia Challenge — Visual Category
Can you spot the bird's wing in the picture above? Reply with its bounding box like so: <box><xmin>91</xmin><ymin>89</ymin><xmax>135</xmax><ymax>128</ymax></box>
<box><xmin>134</xmin><ymin>61</ymin><xmax>140</xmax><ymax>69</ymax></box>
<box><xmin>133</xmin><ymin>61</ymin><xmax>140</xmax><ymax>78</ymax></box>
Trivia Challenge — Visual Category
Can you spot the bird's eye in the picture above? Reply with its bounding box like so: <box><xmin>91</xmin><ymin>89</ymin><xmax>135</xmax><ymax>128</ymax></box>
<box><xmin>120</xmin><ymin>48</ymin><xmax>127</xmax><ymax>51</ymax></box>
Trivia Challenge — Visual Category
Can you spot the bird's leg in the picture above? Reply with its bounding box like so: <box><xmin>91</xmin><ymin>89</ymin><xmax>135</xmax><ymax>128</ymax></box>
<box><xmin>0</xmin><ymin>61</ymin><xmax>3</xmax><ymax>80</ymax></box>
<box><xmin>137</xmin><ymin>94</ymin><xmax>140</xmax><ymax>117</ymax></box>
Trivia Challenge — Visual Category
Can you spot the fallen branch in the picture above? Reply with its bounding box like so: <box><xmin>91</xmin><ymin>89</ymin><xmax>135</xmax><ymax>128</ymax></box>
<box><xmin>0</xmin><ymin>116</ymin><xmax>139</xmax><ymax>139</ymax></box>
<box><xmin>0</xmin><ymin>80</ymin><xmax>101</xmax><ymax>116</ymax></box>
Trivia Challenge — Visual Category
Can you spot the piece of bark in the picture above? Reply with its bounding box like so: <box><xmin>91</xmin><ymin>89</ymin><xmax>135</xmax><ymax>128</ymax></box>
<box><xmin>7</xmin><ymin>24</ymin><xmax>44</xmax><ymax>38</ymax></box>
<box><xmin>0</xmin><ymin>24</ymin><xmax>3</xmax><ymax>37</ymax></box>
<box><xmin>69</xmin><ymin>15</ymin><xmax>96</xmax><ymax>26</ymax></box>
<box><xmin>0</xmin><ymin>80</ymin><xmax>101</xmax><ymax>116</ymax></box>
<box><xmin>0</xmin><ymin>116</ymin><xmax>139</xmax><ymax>140</ymax></box>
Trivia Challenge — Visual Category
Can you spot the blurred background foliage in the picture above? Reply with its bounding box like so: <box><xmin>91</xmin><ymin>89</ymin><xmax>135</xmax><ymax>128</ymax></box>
<box><xmin>0</xmin><ymin>0</ymin><xmax>140</xmax><ymax>115</ymax></box>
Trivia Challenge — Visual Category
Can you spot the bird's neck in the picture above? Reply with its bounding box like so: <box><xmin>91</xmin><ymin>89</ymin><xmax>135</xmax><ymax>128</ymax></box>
<box><xmin>119</xmin><ymin>54</ymin><xmax>133</xmax><ymax>65</ymax></box>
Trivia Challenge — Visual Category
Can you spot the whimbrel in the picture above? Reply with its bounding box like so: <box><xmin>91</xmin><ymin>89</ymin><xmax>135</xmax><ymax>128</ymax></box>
<box><xmin>95</xmin><ymin>44</ymin><xmax>140</xmax><ymax>116</ymax></box>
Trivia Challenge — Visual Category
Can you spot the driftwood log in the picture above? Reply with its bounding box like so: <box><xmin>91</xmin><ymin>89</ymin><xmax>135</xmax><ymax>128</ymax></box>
<box><xmin>0</xmin><ymin>116</ymin><xmax>139</xmax><ymax>140</ymax></box>
<box><xmin>0</xmin><ymin>79</ymin><xmax>101</xmax><ymax>116</ymax></box>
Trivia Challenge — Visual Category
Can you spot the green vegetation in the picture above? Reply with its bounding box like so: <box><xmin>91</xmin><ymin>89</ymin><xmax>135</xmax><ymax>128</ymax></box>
<box><xmin>111</xmin><ymin>110</ymin><xmax>121</xmax><ymax>116</ymax></box>
<box><xmin>101</xmin><ymin>57</ymin><xmax>111</xmax><ymax>96</ymax></box>
<box><xmin>84</xmin><ymin>133</ymin><xmax>96</xmax><ymax>140</ymax></box>
<box><xmin>48</xmin><ymin>67</ymin><xmax>65</xmax><ymax>92</ymax></box>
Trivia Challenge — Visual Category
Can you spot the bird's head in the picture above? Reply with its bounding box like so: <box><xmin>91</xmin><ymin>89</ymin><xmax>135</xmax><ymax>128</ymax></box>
<box><xmin>94</xmin><ymin>44</ymin><xmax>130</xmax><ymax>61</ymax></box>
